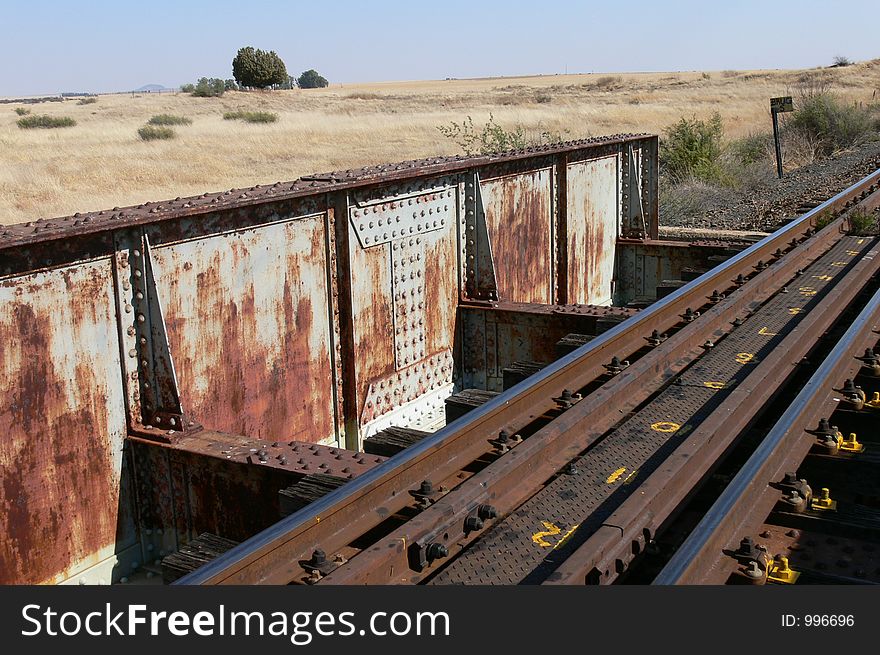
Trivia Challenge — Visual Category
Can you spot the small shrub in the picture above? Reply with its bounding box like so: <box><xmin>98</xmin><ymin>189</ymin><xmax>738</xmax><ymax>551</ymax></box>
<box><xmin>848</xmin><ymin>208</ymin><xmax>877</xmax><ymax>235</ymax></box>
<box><xmin>535</xmin><ymin>93</ymin><xmax>552</xmax><ymax>103</ymax></box>
<box><xmin>786</xmin><ymin>93</ymin><xmax>874</xmax><ymax>156</ymax></box>
<box><xmin>831</xmin><ymin>55</ymin><xmax>853</xmax><ymax>68</ymax></box>
<box><xmin>814</xmin><ymin>213</ymin><xmax>834</xmax><ymax>231</ymax></box>
<box><xmin>660</xmin><ymin>113</ymin><xmax>725</xmax><ymax>183</ymax></box>
<box><xmin>438</xmin><ymin>114</ymin><xmax>528</xmax><ymax>155</ymax></box>
<box><xmin>14</xmin><ymin>107</ymin><xmax>30</xmax><ymax>115</ymax></box>
<box><xmin>346</xmin><ymin>92</ymin><xmax>382</xmax><ymax>100</ymax></box>
<box><xmin>77</xmin><ymin>96</ymin><xmax>98</xmax><ymax>105</ymax></box>
<box><xmin>17</xmin><ymin>115</ymin><xmax>76</xmax><ymax>129</ymax></box>
<box><xmin>701</xmin><ymin>72</ymin><xmax>711</xmax><ymax>80</ymax></box>
<box><xmin>223</xmin><ymin>110</ymin><xmax>278</xmax><ymax>123</ymax></box>
<box><xmin>148</xmin><ymin>114</ymin><xmax>192</xmax><ymax>126</ymax></box>
<box><xmin>721</xmin><ymin>70</ymin><xmax>738</xmax><ymax>78</ymax></box>
<box><xmin>138</xmin><ymin>125</ymin><xmax>175</xmax><ymax>140</ymax></box>
<box><xmin>180</xmin><ymin>83</ymin><xmax>195</xmax><ymax>93</ymax></box>
<box><xmin>593</xmin><ymin>75</ymin><xmax>622</xmax><ymax>90</ymax></box>
<box><xmin>438</xmin><ymin>113</ymin><xmax>564</xmax><ymax>156</ymax></box>
<box><xmin>730</xmin><ymin>132</ymin><xmax>771</xmax><ymax>165</ymax></box>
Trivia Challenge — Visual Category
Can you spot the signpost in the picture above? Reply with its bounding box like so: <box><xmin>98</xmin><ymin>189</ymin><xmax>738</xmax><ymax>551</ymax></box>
<box><xmin>770</xmin><ymin>96</ymin><xmax>794</xmax><ymax>179</ymax></box>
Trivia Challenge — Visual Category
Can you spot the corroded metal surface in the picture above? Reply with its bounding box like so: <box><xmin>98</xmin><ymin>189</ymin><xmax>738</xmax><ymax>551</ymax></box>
<box><xmin>150</xmin><ymin>213</ymin><xmax>339</xmax><ymax>445</ymax></box>
<box><xmin>566</xmin><ymin>156</ymin><xmax>619</xmax><ymax>304</ymax></box>
<box><xmin>0</xmin><ymin>260</ymin><xmax>133</xmax><ymax>584</ymax></box>
<box><xmin>480</xmin><ymin>168</ymin><xmax>554</xmax><ymax>303</ymax></box>
<box><xmin>0</xmin><ymin>135</ymin><xmax>661</xmax><ymax>584</ymax></box>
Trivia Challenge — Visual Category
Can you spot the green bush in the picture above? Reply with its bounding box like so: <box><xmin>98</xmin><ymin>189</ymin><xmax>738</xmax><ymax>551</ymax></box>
<box><xmin>147</xmin><ymin>114</ymin><xmax>192</xmax><ymax>126</ymax></box>
<box><xmin>296</xmin><ymin>69</ymin><xmax>329</xmax><ymax>89</ymax></box>
<box><xmin>17</xmin><ymin>115</ymin><xmax>76</xmax><ymax>129</ymax></box>
<box><xmin>180</xmin><ymin>83</ymin><xmax>195</xmax><ymax>93</ymax></box>
<box><xmin>848</xmin><ymin>208</ymin><xmax>877</xmax><ymax>235</ymax></box>
<box><xmin>191</xmin><ymin>77</ymin><xmax>226</xmax><ymax>97</ymax></box>
<box><xmin>729</xmin><ymin>132</ymin><xmax>771</xmax><ymax>165</ymax></box>
<box><xmin>14</xmin><ymin>107</ymin><xmax>31</xmax><ymax>115</ymax></box>
<box><xmin>437</xmin><ymin>113</ymin><xmax>566</xmax><ymax>155</ymax></box>
<box><xmin>660</xmin><ymin>113</ymin><xmax>725</xmax><ymax>183</ymax></box>
<box><xmin>223</xmin><ymin>110</ymin><xmax>278</xmax><ymax>123</ymax></box>
<box><xmin>438</xmin><ymin>113</ymin><xmax>528</xmax><ymax>155</ymax></box>
<box><xmin>785</xmin><ymin>93</ymin><xmax>874</xmax><ymax>156</ymax></box>
<box><xmin>77</xmin><ymin>96</ymin><xmax>98</xmax><ymax>105</ymax></box>
<box><xmin>138</xmin><ymin>125</ymin><xmax>175</xmax><ymax>140</ymax></box>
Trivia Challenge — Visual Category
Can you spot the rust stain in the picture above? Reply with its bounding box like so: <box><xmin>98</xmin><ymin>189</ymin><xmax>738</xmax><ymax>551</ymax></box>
<box><xmin>0</xmin><ymin>262</ymin><xmax>130</xmax><ymax>584</ymax></box>
<box><xmin>349</xmin><ymin>230</ymin><xmax>394</xmax><ymax>419</ymax></box>
<box><xmin>566</xmin><ymin>157</ymin><xmax>618</xmax><ymax>304</ymax></box>
<box><xmin>482</xmin><ymin>170</ymin><xmax>552</xmax><ymax>303</ymax></box>
<box><xmin>423</xmin><ymin>227</ymin><xmax>458</xmax><ymax>361</ymax></box>
<box><xmin>155</xmin><ymin>215</ymin><xmax>337</xmax><ymax>445</ymax></box>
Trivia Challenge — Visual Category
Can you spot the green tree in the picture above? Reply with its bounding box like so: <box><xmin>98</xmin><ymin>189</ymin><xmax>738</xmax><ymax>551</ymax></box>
<box><xmin>232</xmin><ymin>46</ymin><xmax>288</xmax><ymax>89</ymax></box>
<box><xmin>297</xmin><ymin>69</ymin><xmax>329</xmax><ymax>89</ymax></box>
<box><xmin>191</xmin><ymin>78</ymin><xmax>225</xmax><ymax>97</ymax></box>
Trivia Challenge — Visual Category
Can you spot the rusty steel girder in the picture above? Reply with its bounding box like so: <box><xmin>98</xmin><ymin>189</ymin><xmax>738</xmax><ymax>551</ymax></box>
<box><xmin>179</xmin><ymin>170</ymin><xmax>880</xmax><ymax>585</ymax></box>
<box><xmin>0</xmin><ymin>135</ymin><xmax>658</xmax><ymax>584</ymax></box>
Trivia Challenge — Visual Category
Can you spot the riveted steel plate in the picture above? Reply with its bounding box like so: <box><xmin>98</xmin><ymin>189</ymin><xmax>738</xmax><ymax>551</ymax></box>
<box><xmin>392</xmin><ymin>236</ymin><xmax>428</xmax><ymax>368</ymax></box>
<box><xmin>349</xmin><ymin>186</ymin><xmax>456</xmax><ymax>249</ymax></box>
<box><xmin>361</xmin><ymin>350</ymin><xmax>454</xmax><ymax>425</ymax></box>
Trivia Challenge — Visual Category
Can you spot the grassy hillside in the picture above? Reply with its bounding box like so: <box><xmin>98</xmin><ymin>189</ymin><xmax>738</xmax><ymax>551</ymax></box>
<box><xmin>2</xmin><ymin>61</ymin><xmax>879</xmax><ymax>225</ymax></box>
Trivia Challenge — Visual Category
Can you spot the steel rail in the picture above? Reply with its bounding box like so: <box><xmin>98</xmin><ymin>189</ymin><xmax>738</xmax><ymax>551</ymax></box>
<box><xmin>545</xmin><ymin>231</ymin><xmax>880</xmax><ymax>584</ymax></box>
<box><xmin>653</xmin><ymin>280</ymin><xmax>880</xmax><ymax>585</ymax></box>
<box><xmin>177</xmin><ymin>170</ymin><xmax>880</xmax><ymax>585</ymax></box>
<box><xmin>320</xmin><ymin>213</ymin><xmax>873</xmax><ymax>583</ymax></box>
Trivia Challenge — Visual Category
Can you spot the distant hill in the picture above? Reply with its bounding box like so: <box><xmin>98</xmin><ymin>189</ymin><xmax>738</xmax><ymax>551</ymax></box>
<box><xmin>133</xmin><ymin>84</ymin><xmax>171</xmax><ymax>92</ymax></box>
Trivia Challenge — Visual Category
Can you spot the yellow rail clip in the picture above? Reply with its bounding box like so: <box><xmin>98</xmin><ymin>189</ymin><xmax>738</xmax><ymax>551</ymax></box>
<box><xmin>811</xmin><ymin>487</ymin><xmax>837</xmax><ymax>512</ymax></box>
<box><xmin>840</xmin><ymin>433</ymin><xmax>865</xmax><ymax>453</ymax></box>
<box><xmin>866</xmin><ymin>392</ymin><xmax>880</xmax><ymax>409</ymax></box>
<box><xmin>768</xmin><ymin>556</ymin><xmax>800</xmax><ymax>584</ymax></box>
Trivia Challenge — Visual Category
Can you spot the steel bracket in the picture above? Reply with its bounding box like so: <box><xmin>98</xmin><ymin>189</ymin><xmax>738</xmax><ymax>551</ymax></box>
<box><xmin>113</xmin><ymin>229</ymin><xmax>199</xmax><ymax>442</ymax></box>
<box><xmin>463</xmin><ymin>172</ymin><xmax>499</xmax><ymax>301</ymax></box>
<box><xmin>621</xmin><ymin>144</ymin><xmax>647</xmax><ymax>239</ymax></box>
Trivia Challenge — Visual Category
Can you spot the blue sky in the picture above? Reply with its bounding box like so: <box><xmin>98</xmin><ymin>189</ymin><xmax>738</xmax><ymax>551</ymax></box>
<box><xmin>1</xmin><ymin>0</ymin><xmax>878</xmax><ymax>95</ymax></box>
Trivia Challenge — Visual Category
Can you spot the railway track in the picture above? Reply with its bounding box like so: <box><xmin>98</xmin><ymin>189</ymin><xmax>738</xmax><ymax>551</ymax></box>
<box><xmin>178</xmin><ymin>168</ymin><xmax>880</xmax><ymax>586</ymax></box>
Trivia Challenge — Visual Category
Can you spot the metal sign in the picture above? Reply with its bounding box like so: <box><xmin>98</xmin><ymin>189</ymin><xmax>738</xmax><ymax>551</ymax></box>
<box><xmin>770</xmin><ymin>96</ymin><xmax>794</xmax><ymax>113</ymax></box>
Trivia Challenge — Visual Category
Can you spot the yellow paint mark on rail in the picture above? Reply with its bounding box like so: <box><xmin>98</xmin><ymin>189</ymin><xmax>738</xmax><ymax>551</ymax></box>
<box><xmin>813</xmin><ymin>275</ymin><xmax>832</xmax><ymax>281</ymax></box>
<box><xmin>735</xmin><ymin>353</ymin><xmax>755</xmax><ymax>364</ymax></box>
<box><xmin>554</xmin><ymin>524</ymin><xmax>581</xmax><ymax>550</ymax></box>
<box><xmin>650</xmin><ymin>421</ymin><xmax>681</xmax><ymax>434</ymax></box>
<box><xmin>532</xmin><ymin>521</ymin><xmax>562</xmax><ymax>547</ymax></box>
<box><xmin>606</xmin><ymin>467</ymin><xmax>627</xmax><ymax>484</ymax></box>
<box><xmin>798</xmin><ymin>287</ymin><xmax>817</xmax><ymax>296</ymax></box>
<box><xmin>788</xmin><ymin>307</ymin><xmax>803</xmax><ymax>315</ymax></box>
<box><xmin>623</xmin><ymin>469</ymin><xmax>639</xmax><ymax>484</ymax></box>
<box><xmin>831</xmin><ymin>262</ymin><xmax>846</xmax><ymax>267</ymax></box>
<box><xmin>847</xmin><ymin>250</ymin><xmax>860</xmax><ymax>256</ymax></box>
<box><xmin>704</xmin><ymin>381</ymin><xmax>726</xmax><ymax>389</ymax></box>
<box><xmin>758</xmin><ymin>327</ymin><xmax>778</xmax><ymax>336</ymax></box>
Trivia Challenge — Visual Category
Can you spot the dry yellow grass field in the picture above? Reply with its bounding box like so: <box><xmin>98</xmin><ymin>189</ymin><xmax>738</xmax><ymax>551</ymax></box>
<box><xmin>2</xmin><ymin>62</ymin><xmax>879</xmax><ymax>225</ymax></box>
